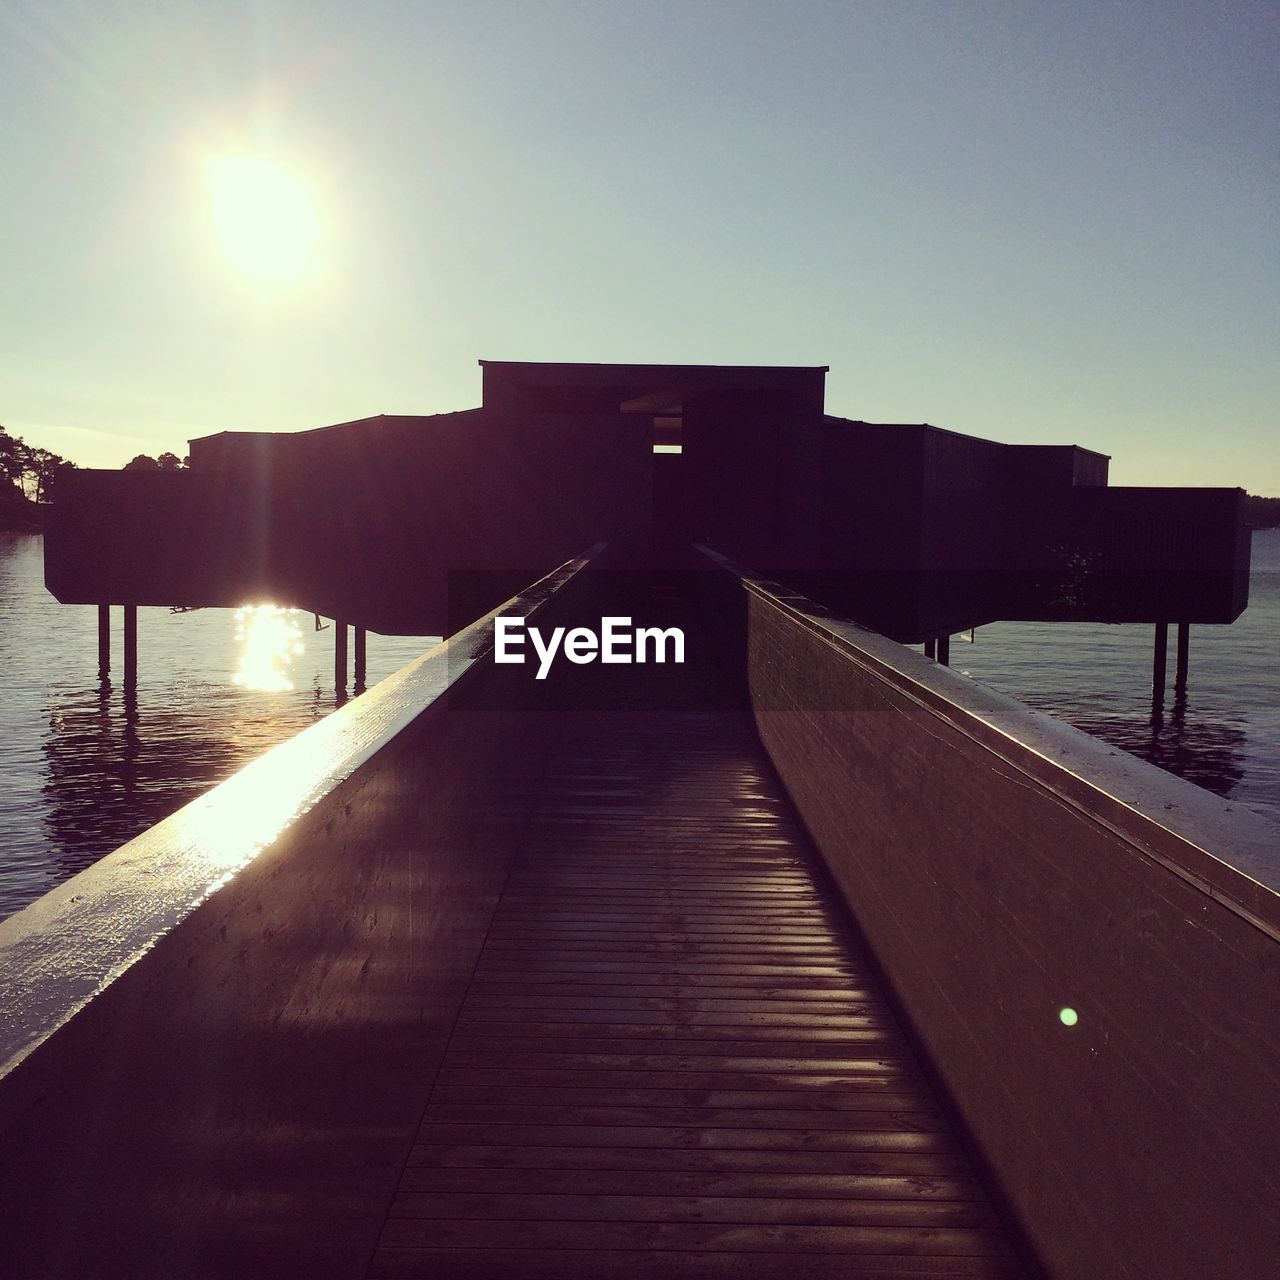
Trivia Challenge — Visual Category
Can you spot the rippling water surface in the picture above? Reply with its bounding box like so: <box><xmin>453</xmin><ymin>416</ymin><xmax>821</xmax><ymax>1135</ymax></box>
<box><xmin>1</xmin><ymin>531</ymin><xmax>1277</xmax><ymax>921</ymax></box>
<box><xmin>955</xmin><ymin>528</ymin><xmax>1280</xmax><ymax>827</ymax></box>
<box><xmin>0</xmin><ymin>534</ymin><xmax>440</xmax><ymax>920</ymax></box>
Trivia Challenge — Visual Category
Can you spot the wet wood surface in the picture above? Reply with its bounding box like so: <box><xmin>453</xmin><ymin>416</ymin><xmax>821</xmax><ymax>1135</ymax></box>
<box><xmin>367</xmin><ymin>706</ymin><xmax>1025</xmax><ymax>1278</ymax></box>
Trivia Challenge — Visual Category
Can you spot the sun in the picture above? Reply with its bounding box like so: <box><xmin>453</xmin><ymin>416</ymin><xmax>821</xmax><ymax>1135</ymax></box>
<box><xmin>204</xmin><ymin>154</ymin><xmax>320</xmax><ymax>282</ymax></box>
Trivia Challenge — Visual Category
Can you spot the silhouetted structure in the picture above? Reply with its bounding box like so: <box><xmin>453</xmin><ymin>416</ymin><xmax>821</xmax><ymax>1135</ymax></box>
<box><xmin>45</xmin><ymin>360</ymin><xmax>1250</xmax><ymax>644</ymax></box>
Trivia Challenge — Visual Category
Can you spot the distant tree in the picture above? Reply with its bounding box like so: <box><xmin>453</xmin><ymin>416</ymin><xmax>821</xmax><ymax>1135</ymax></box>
<box><xmin>0</xmin><ymin>428</ymin><xmax>25</xmax><ymax>485</ymax></box>
<box><xmin>25</xmin><ymin>447</ymin><xmax>71</xmax><ymax>502</ymax></box>
<box><xmin>156</xmin><ymin>451</ymin><xmax>183</xmax><ymax>471</ymax></box>
<box><xmin>0</xmin><ymin>429</ymin><xmax>75</xmax><ymax>502</ymax></box>
<box><xmin>123</xmin><ymin>454</ymin><xmax>160</xmax><ymax>472</ymax></box>
<box><xmin>1245</xmin><ymin>494</ymin><xmax>1280</xmax><ymax>529</ymax></box>
<box><xmin>39</xmin><ymin>459</ymin><xmax>79</xmax><ymax>504</ymax></box>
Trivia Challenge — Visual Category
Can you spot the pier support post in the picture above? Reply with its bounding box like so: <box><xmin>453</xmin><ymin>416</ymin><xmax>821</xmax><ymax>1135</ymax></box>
<box><xmin>936</xmin><ymin>634</ymin><xmax>950</xmax><ymax>667</ymax></box>
<box><xmin>1152</xmin><ymin>621</ymin><xmax>1168</xmax><ymax>702</ymax></box>
<box><xmin>123</xmin><ymin>605</ymin><xmax>138</xmax><ymax>690</ymax></box>
<box><xmin>354</xmin><ymin>627</ymin><xmax>367</xmax><ymax>692</ymax></box>
<box><xmin>335</xmin><ymin>620</ymin><xmax>348</xmax><ymax>693</ymax></box>
<box><xmin>97</xmin><ymin>605</ymin><xmax>110</xmax><ymax>677</ymax></box>
<box><xmin>1174</xmin><ymin>622</ymin><xmax>1190</xmax><ymax>694</ymax></box>
<box><xmin>924</xmin><ymin>638</ymin><xmax>936</xmax><ymax>660</ymax></box>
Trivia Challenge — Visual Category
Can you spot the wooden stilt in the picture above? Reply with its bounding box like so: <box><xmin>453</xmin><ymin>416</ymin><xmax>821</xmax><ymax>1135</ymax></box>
<box><xmin>123</xmin><ymin>605</ymin><xmax>138</xmax><ymax>690</ymax></box>
<box><xmin>354</xmin><ymin>627</ymin><xmax>367</xmax><ymax>692</ymax></box>
<box><xmin>924</xmin><ymin>638</ymin><xmax>936</xmax><ymax>660</ymax></box>
<box><xmin>937</xmin><ymin>634</ymin><xmax>950</xmax><ymax>667</ymax></box>
<box><xmin>97</xmin><ymin>604</ymin><xmax>110</xmax><ymax>677</ymax></box>
<box><xmin>1174</xmin><ymin>622</ymin><xmax>1190</xmax><ymax>694</ymax></box>
<box><xmin>335</xmin><ymin>620</ymin><xmax>348</xmax><ymax>692</ymax></box>
<box><xmin>1152</xmin><ymin>621</ymin><xmax>1168</xmax><ymax>702</ymax></box>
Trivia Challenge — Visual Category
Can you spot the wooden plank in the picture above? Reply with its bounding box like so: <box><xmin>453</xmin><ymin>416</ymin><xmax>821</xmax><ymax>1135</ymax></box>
<box><xmin>407</xmin><ymin>1141</ymin><xmax>966</xmax><ymax>1172</ymax></box>
<box><xmin>455</xmin><ymin>1009</ymin><xmax>887</xmax><ymax>1027</ymax></box>
<box><xmin>456</xmin><ymin>1007</ymin><xmax>886</xmax><ymax>1026</ymax></box>
<box><xmin>412</xmin><ymin>1122</ymin><xmax>951</xmax><ymax>1152</ymax></box>
<box><xmin>478</xmin><ymin>939</ymin><xmax>853</xmax><ymax>954</ymax></box>
<box><xmin>370</xmin><ymin>1246</ymin><xmax>1026</xmax><ymax>1278</ymax></box>
<box><xmin>429</xmin><ymin>1085</ymin><xmax>943</xmax><ymax>1115</ymax></box>
<box><xmin>432</xmin><ymin>1067</ymin><xmax>921</xmax><ymax>1093</ymax></box>
<box><xmin>443</xmin><ymin>1035</ymin><xmax>909</xmax><ymax>1059</ymax></box>
<box><xmin>449</xmin><ymin>1021</ymin><xmax>898</xmax><ymax>1042</ymax></box>
<box><xmin>464</xmin><ymin>981</ymin><xmax>872</xmax><ymax>1000</ymax></box>
<box><xmin>399</xmin><ymin>1159</ymin><xmax>977</xmax><ymax>1190</ymax></box>
<box><xmin>377</xmin><ymin>1218</ymin><xmax>1016</xmax><ymax>1257</ymax></box>
<box><xmin>471</xmin><ymin>962</ymin><xmax>864</xmax><ymax>978</ymax></box>
<box><xmin>390</xmin><ymin>1191</ymin><xmax>999</xmax><ymax>1225</ymax></box>
<box><xmin>420</xmin><ymin>1104</ymin><xmax>943</xmax><ymax>1132</ymax></box>
<box><xmin>439</xmin><ymin>1051</ymin><xmax>916</xmax><ymax>1073</ymax></box>
<box><xmin>465</xmin><ymin>990</ymin><xmax>878</xmax><ymax>1006</ymax></box>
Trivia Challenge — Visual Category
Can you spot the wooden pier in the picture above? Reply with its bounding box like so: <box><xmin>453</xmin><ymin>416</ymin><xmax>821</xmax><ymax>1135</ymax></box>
<box><xmin>370</xmin><ymin>705</ymin><xmax>1023</xmax><ymax>1277</ymax></box>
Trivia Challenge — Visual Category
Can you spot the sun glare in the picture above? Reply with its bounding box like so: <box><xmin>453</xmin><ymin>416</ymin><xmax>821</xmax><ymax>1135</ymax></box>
<box><xmin>233</xmin><ymin>605</ymin><xmax>306</xmax><ymax>692</ymax></box>
<box><xmin>205</xmin><ymin>154</ymin><xmax>320</xmax><ymax>281</ymax></box>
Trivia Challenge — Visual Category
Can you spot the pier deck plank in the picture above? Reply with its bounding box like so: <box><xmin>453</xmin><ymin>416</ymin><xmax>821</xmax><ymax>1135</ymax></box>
<box><xmin>366</xmin><ymin>705</ymin><xmax>1026</xmax><ymax>1278</ymax></box>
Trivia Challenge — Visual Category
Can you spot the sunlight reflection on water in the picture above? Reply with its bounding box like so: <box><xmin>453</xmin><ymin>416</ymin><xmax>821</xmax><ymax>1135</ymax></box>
<box><xmin>232</xmin><ymin>605</ymin><xmax>307</xmax><ymax>692</ymax></box>
<box><xmin>0</xmin><ymin>534</ymin><xmax>441</xmax><ymax>920</ymax></box>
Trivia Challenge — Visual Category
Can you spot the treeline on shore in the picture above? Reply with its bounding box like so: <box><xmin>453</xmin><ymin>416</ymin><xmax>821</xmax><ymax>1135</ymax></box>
<box><xmin>1245</xmin><ymin>495</ymin><xmax>1280</xmax><ymax>529</ymax></box>
<box><xmin>1</xmin><ymin>426</ymin><xmax>188</xmax><ymax>531</ymax></box>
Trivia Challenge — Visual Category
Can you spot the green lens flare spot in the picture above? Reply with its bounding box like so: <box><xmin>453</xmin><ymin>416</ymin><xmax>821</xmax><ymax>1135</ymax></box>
<box><xmin>1059</xmin><ymin>1007</ymin><xmax>1079</xmax><ymax>1027</ymax></box>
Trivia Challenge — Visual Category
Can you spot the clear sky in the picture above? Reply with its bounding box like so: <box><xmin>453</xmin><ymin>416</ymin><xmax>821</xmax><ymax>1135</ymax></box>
<box><xmin>3</xmin><ymin>1</ymin><xmax>1277</xmax><ymax>491</ymax></box>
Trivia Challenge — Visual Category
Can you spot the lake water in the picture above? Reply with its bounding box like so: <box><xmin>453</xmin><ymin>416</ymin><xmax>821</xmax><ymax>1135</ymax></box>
<box><xmin>1</xmin><ymin>531</ymin><xmax>1277</xmax><ymax>921</ymax></box>
<box><xmin>0</xmin><ymin>533</ymin><xmax>440</xmax><ymax>920</ymax></box>
<box><xmin>956</xmin><ymin>527</ymin><xmax>1279</xmax><ymax>830</ymax></box>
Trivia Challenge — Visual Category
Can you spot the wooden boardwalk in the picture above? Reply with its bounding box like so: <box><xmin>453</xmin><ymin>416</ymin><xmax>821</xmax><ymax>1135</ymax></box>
<box><xmin>368</xmin><ymin>705</ymin><xmax>1026</xmax><ymax>1278</ymax></box>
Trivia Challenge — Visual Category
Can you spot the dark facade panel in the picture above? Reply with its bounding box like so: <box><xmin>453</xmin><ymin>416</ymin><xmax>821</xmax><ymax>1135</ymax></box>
<box><xmin>1005</xmin><ymin>443</ymin><xmax>1110</xmax><ymax>490</ymax></box>
<box><xmin>1002</xmin><ymin>486</ymin><xmax>1250</xmax><ymax>624</ymax></box>
<box><xmin>48</xmin><ymin>408</ymin><xmax>651</xmax><ymax>634</ymax></box>
<box><xmin>480</xmin><ymin>359</ymin><xmax>828</xmax><ymax>419</ymax></box>
<box><xmin>45</xmin><ymin>470</ymin><xmax>265</xmax><ymax>608</ymax></box>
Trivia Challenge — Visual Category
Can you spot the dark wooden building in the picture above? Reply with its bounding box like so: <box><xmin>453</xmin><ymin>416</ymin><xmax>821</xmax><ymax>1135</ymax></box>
<box><xmin>45</xmin><ymin>360</ymin><xmax>1250</xmax><ymax>641</ymax></box>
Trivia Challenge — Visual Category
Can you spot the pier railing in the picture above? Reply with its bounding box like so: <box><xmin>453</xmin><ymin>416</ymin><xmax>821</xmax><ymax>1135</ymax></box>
<box><xmin>700</xmin><ymin>545</ymin><xmax>1280</xmax><ymax>1280</ymax></box>
<box><xmin>0</xmin><ymin>545</ymin><xmax>604</xmax><ymax>1279</ymax></box>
